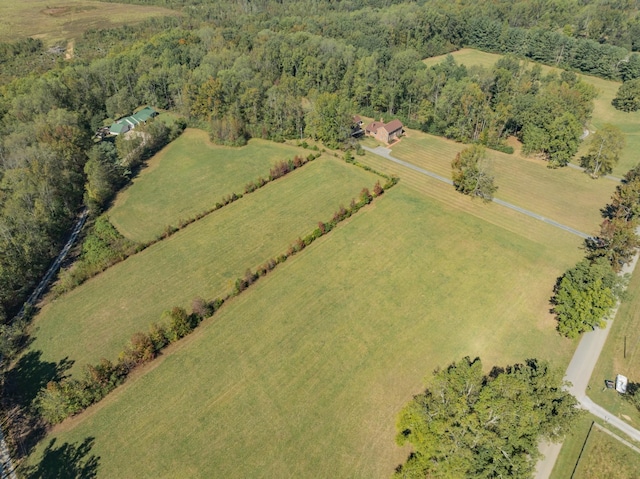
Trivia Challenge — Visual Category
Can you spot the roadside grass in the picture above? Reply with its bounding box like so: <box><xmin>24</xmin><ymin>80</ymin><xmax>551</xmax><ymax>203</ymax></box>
<box><xmin>388</xmin><ymin>128</ymin><xmax>614</xmax><ymax>235</ymax></box>
<box><xmin>27</xmin><ymin>185</ymin><xmax>578</xmax><ymax>478</ymax></box>
<box><xmin>29</xmin><ymin>157</ymin><xmax>380</xmax><ymax>375</ymax></box>
<box><xmin>109</xmin><ymin>129</ymin><xmax>309</xmax><ymax>243</ymax></box>
<box><xmin>423</xmin><ymin>48</ymin><xmax>640</xmax><ymax>176</ymax></box>
<box><xmin>0</xmin><ymin>0</ymin><xmax>178</xmax><ymax>46</ymax></box>
<box><xmin>573</xmin><ymin>422</ymin><xmax>640</xmax><ymax>479</ymax></box>
<box><xmin>587</xmin><ymin>265</ymin><xmax>640</xmax><ymax>425</ymax></box>
<box><xmin>549</xmin><ymin>414</ymin><xmax>596</xmax><ymax>479</ymax></box>
<box><xmin>551</xmin><ymin>415</ymin><xmax>640</xmax><ymax>479</ymax></box>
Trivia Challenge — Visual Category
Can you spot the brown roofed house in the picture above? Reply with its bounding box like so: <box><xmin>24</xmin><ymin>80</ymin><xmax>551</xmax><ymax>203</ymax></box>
<box><xmin>365</xmin><ymin>119</ymin><xmax>404</xmax><ymax>144</ymax></box>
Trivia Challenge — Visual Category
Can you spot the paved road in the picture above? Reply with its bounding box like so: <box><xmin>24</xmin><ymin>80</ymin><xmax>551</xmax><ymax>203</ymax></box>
<box><xmin>362</xmin><ymin>146</ymin><xmax>590</xmax><ymax>239</ymax></box>
<box><xmin>566</xmin><ymin>162</ymin><xmax>621</xmax><ymax>182</ymax></box>
<box><xmin>1</xmin><ymin>208</ymin><xmax>88</xmax><ymax>479</ymax></box>
<box><xmin>534</xmin><ymin>239</ymin><xmax>640</xmax><ymax>478</ymax></box>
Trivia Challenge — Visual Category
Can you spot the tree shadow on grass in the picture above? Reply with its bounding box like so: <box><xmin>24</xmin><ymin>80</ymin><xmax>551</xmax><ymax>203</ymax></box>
<box><xmin>3</xmin><ymin>351</ymin><xmax>73</xmax><ymax>408</ymax></box>
<box><xmin>21</xmin><ymin>437</ymin><xmax>99</xmax><ymax>479</ymax></box>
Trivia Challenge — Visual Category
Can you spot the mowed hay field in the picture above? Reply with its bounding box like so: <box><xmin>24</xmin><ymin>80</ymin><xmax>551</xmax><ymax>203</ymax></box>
<box><xmin>0</xmin><ymin>0</ymin><xmax>177</xmax><ymax>46</ymax></box>
<box><xmin>388</xmin><ymin>128</ymin><xmax>615</xmax><ymax>235</ymax></box>
<box><xmin>29</xmin><ymin>185</ymin><xmax>580</xmax><ymax>478</ymax></box>
<box><xmin>424</xmin><ymin>48</ymin><xmax>640</xmax><ymax>176</ymax></box>
<box><xmin>110</xmin><ymin>129</ymin><xmax>309</xmax><ymax>243</ymax></box>
<box><xmin>30</xmin><ymin>157</ymin><xmax>380</xmax><ymax>374</ymax></box>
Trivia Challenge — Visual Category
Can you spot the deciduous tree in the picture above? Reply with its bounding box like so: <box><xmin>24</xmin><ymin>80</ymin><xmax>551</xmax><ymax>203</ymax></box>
<box><xmin>451</xmin><ymin>145</ymin><xmax>497</xmax><ymax>201</ymax></box>
<box><xmin>579</xmin><ymin>124</ymin><xmax>625</xmax><ymax>178</ymax></box>
<box><xmin>395</xmin><ymin>357</ymin><xmax>580</xmax><ymax>479</ymax></box>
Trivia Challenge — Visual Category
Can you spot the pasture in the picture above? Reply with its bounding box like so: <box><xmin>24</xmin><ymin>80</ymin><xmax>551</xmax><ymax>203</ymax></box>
<box><xmin>424</xmin><ymin>48</ymin><xmax>640</xmax><ymax>176</ymax></box>
<box><xmin>27</xmin><ymin>184</ymin><xmax>580</xmax><ymax>478</ymax></box>
<box><xmin>0</xmin><ymin>0</ymin><xmax>177</xmax><ymax>46</ymax></box>
<box><xmin>388</xmin><ymin>128</ymin><xmax>615</xmax><ymax>235</ymax></box>
<box><xmin>109</xmin><ymin>129</ymin><xmax>309</xmax><ymax>243</ymax></box>
<box><xmin>28</xmin><ymin>157</ymin><xmax>380</xmax><ymax>375</ymax></box>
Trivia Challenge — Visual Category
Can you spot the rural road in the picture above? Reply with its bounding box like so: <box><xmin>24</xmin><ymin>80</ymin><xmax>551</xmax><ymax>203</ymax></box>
<box><xmin>0</xmin><ymin>208</ymin><xmax>88</xmax><ymax>479</ymax></box>
<box><xmin>362</xmin><ymin>145</ymin><xmax>590</xmax><ymax>239</ymax></box>
<box><xmin>533</xmin><ymin>236</ymin><xmax>640</xmax><ymax>478</ymax></box>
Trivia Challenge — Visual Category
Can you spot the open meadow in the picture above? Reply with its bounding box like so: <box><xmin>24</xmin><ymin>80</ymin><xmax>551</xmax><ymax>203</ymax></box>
<box><xmin>0</xmin><ymin>0</ymin><xmax>177</xmax><ymax>46</ymax></box>
<box><xmin>27</xmin><ymin>184</ymin><xmax>581</xmax><ymax>478</ymax></box>
<box><xmin>109</xmin><ymin>129</ymin><xmax>310</xmax><ymax>243</ymax></box>
<box><xmin>28</xmin><ymin>156</ymin><xmax>380</xmax><ymax>375</ymax></box>
<box><xmin>424</xmin><ymin>48</ymin><xmax>640</xmax><ymax>176</ymax></box>
<box><xmin>385</xmin><ymin>128</ymin><xmax>615</xmax><ymax>235</ymax></box>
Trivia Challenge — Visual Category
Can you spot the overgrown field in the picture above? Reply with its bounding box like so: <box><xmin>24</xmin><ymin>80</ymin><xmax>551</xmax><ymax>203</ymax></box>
<box><xmin>29</xmin><ymin>157</ymin><xmax>380</xmax><ymax>375</ymax></box>
<box><xmin>109</xmin><ymin>129</ymin><xmax>310</xmax><ymax>243</ymax></box>
<box><xmin>27</xmin><ymin>184</ymin><xmax>580</xmax><ymax>477</ymax></box>
<box><xmin>387</xmin><ymin>128</ymin><xmax>615</xmax><ymax>235</ymax></box>
<box><xmin>573</xmin><ymin>425</ymin><xmax>640</xmax><ymax>478</ymax></box>
<box><xmin>0</xmin><ymin>0</ymin><xmax>177</xmax><ymax>46</ymax></box>
<box><xmin>424</xmin><ymin>48</ymin><xmax>640</xmax><ymax>176</ymax></box>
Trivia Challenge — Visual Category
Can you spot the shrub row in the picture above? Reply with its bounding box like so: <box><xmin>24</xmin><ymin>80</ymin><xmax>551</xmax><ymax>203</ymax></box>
<box><xmin>35</xmin><ymin>299</ymin><xmax>224</xmax><ymax>424</ymax></box>
<box><xmin>54</xmin><ymin>153</ymin><xmax>321</xmax><ymax>295</ymax></box>
<box><xmin>36</xmin><ymin>173</ymin><xmax>398</xmax><ymax>425</ymax></box>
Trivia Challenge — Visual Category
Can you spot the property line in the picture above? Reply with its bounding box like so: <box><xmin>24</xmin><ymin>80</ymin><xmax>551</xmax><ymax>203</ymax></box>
<box><xmin>362</xmin><ymin>145</ymin><xmax>591</xmax><ymax>239</ymax></box>
<box><xmin>569</xmin><ymin>421</ymin><xmax>594</xmax><ymax>479</ymax></box>
<box><xmin>592</xmin><ymin>422</ymin><xmax>640</xmax><ymax>454</ymax></box>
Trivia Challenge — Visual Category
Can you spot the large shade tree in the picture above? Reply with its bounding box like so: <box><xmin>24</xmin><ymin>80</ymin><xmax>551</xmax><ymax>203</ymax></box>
<box><xmin>579</xmin><ymin>124</ymin><xmax>625</xmax><ymax>178</ymax></box>
<box><xmin>395</xmin><ymin>357</ymin><xmax>580</xmax><ymax>479</ymax></box>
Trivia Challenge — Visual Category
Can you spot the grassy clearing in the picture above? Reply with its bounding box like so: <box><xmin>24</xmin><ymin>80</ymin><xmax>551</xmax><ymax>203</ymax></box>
<box><xmin>423</xmin><ymin>48</ymin><xmax>640</xmax><ymax>176</ymax></box>
<box><xmin>388</xmin><ymin>128</ymin><xmax>614</xmax><ymax>235</ymax></box>
<box><xmin>0</xmin><ymin>0</ymin><xmax>177</xmax><ymax>46</ymax></box>
<box><xmin>29</xmin><ymin>157</ymin><xmax>379</xmax><ymax>374</ymax></box>
<box><xmin>109</xmin><ymin>129</ymin><xmax>309</xmax><ymax>243</ymax></box>
<box><xmin>27</xmin><ymin>184</ymin><xmax>580</xmax><ymax>478</ymax></box>
<box><xmin>587</xmin><ymin>265</ymin><xmax>640</xmax><ymax>425</ymax></box>
<box><xmin>550</xmin><ymin>415</ymin><xmax>596</xmax><ymax>479</ymax></box>
<box><xmin>572</xmin><ymin>424</ymin><xmax>640</xmax><ymax>479</ymax></box>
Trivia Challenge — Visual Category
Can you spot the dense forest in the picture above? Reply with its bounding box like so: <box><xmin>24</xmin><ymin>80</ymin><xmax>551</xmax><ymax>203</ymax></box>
<box><xmin>1</xmin><ymin>0</ymin><xmax>639</xmax><ymax>359</ymax></box>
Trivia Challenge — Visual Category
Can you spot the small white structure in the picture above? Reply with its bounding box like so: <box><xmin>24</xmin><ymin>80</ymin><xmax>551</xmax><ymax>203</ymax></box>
<box><xmin>615</xmin><ymin>374</ymin><xmax>628</xmax><ymax>394</ymax></box>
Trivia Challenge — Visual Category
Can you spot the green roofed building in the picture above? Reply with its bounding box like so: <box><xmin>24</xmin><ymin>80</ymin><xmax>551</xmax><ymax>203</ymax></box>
<box><xmin>109</xmin><ymin>106</ymin><xmax>158</xmax><ymax>136</ymax></box>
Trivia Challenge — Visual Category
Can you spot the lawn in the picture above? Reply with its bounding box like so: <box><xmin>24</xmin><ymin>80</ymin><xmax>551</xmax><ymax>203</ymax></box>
<box><xmin>387</xmin><ymin>128</ymin><xmax>615</xmax><ymax>235</ymax></box>
<box><xmin>586</xmin><ymin>263</ymin><xmax>640</xmax><ymax>426</ymax></box>
<box><xmin>0</xmin><ymin>0</ymin><xmax>177</xmax><ymax>46</ymax></box>
<box><xmin>28</xmin><ymin>157</ymin><xmax>380</xmax><ymax>375</ymax></box>
<box><xmin>109</xmin><ymin>129</ymin><xmax>310</xmax><ymax>243</ymax></box>
<box><xmin>26</xmin><ymin>184</ymin><xmax>581</xmax><ymax>478</ymax></box>
<box><xmin>423</xmin><ymin>48</ymin><xmax>640</xmax><ymax>176</ymax></box>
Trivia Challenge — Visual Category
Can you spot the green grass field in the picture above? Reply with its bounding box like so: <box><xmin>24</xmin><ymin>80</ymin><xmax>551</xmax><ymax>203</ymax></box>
<box><xmin>0</xmin><ymin>0</ymin><xmax>177</xmax><ymax>46</ymax></box>
<box><xmin>423</xmin><ymin>48</ymin><xmax>640</xmax><ymax>176</ymax></box>
<box><xmin>572</xmin><ymin>425</ymin><xmax>640</xmax><ymax>479</ymax></box>
<box><xmin>386</xmin><ymin>128</ymin><xmax>615</xmax><ymax>235</ymax></box>
<box><xmin>587</xmin><ymin>264</ymin><xmax>640</xmax><ymax>425</ymax></box>
<box><xmin>28</xmin><ymin>184</ymin><xmax>580</xmax><ymax>478</ymax></box>
<box><xmin>109</xmin><ymin>129</ymin><xmax>310</xmax><ymax>243</ymax></box>
<box><xmin>29</xmin><ymin>157</ymin><xmax>380</xmax><ymax>374</ymax></box>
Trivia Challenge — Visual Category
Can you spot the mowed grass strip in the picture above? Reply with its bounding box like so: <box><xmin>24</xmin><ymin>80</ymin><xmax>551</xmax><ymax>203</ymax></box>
<box><xmin>31</xmin><ymin>185</ymin><xmax>579</xmax><ymax>478</ymax></box>
<box><xmin>110</xmin><ymin>129</ymin><xmax>309</xmax><ymax>243</ymax></box>
<box><xmin>356</xmin><ymin>150</ymin><xmax>592</xmax><ymax>249</ymax></box>
<box><xmin>30</xmin><ymin>157</ymin><xmax>380</xmax><ymax>374</ymax></box>
<box><xmin>423</xmin><ymin>48</ymin><xmax>640</xmax><ymax>176</ymax></box>
<box><xmin>0</xmin><ymin>0</ymin><xmax>177</xmax><ymax>45</ymax></box>
<box><xmin>389</xmin><ymin>129</ymin><xmax>614</xmax><ymax>235</ymax></box>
